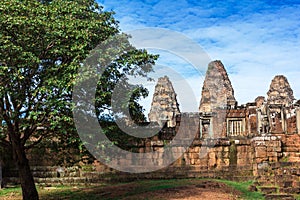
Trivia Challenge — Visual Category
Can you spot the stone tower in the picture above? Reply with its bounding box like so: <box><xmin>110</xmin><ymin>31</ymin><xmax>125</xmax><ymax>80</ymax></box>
<box><xmin>199</xmin><ymin>60</ymin><xmax>237</xmax><ymax>138</ymax></box>
<box><xmin>267</xmin><ymin>75</ymin><xmax>295</xmax><ymax>106</ymax></box>
<box><xmin>148</xmin><ymin>76</ymin><xmax>180</xmax><ymax>127</ymax></box>
<box><xmin>199</xmin><ymin>60</ymin><xmax>237</xmax><ymax>113</ymax></box>
<box><xmin>255</xmin><ymin>96</ymin><xmax>266</xmax><ymax>107</ymax></box>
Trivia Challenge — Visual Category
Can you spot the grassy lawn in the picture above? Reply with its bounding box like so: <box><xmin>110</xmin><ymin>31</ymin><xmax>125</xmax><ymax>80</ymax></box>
<box><xmin>0</xmin><ymin>186</ymin><xmax>22</xmax><ymax>198</ymax></box>
<box><xmin>0</xmin><ymin>179</ymin><xmax>264</xmax><ymax>200</ymax></box>
<box><xmin>216</xmin><ymin>179</ymin><xmax>264</xmax><ymax>200</ymax></box>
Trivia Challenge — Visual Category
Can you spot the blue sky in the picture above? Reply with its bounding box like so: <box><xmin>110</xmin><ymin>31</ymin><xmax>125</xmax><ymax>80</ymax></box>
<box><xmin>98</xmin><ymin>0</ymin><xmax>300</xmax><ymax>112</ymax></box>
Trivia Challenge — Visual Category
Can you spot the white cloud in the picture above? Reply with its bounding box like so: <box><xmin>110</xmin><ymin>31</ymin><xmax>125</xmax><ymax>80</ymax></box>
<box><xmin>98</xmin><ymin>0</ymin><xmax>300</xmax><ymax>112</ymax></box>
<box><xmin>181</xmin><ymin>5</ymin><xmax>300</xmax><ymax>104</ymax></box>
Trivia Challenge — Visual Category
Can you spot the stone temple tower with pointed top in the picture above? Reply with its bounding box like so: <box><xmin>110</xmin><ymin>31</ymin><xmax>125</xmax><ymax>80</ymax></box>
<box><xmin>148</xmin><ymin>76</ymin><xmax>180</xmax><ymax>127</ymax></box>
<box><xmin>147</xmin><ymin>61</ymin><xmax>300</xmax><ymax>138</ymax></box>
<box><xmin>267</xmin><ymin>75</ymin><xmax>295</xmax><ymax>107</ymax></box>
<box><xmin>199</xmin><ymin>60</ymin><xmax>237</xmax><ymax>113</ymax></box>
<box><xmin>263</xmin><ymin>75</ymin><xmax>296</xmax><ymax>133</ymax></box>
<box><xmin>198</xmin><ymin>60</ymin><xmax>238</xmax><ymax>138</ymax></box>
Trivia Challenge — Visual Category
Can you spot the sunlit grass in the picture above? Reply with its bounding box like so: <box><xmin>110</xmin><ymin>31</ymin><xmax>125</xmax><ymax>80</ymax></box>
<box><xmin>0</xmin><ymin>186</ymin><xmax>22</xmax><ymax>196</ymax></box>
<box><xmin>0</xmin><ymin>179</ymin><xmax>265</xmax><ymax>200</ymax></box>
<box><xmin>216</xmin><ymin>179</ymin><xmax>265</xmax><ymax>200</ymax></box>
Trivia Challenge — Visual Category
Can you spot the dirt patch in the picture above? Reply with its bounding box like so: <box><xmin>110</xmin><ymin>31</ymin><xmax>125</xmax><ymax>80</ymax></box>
<box><xmin>0</xmin><ymin>180</ymin><xmax>243</xmax><ymax>200</ymax></box>
<box><xmin>97</xmin><ymin>180</ymin><xmax>241</xmax><ymax>200</ymax></box>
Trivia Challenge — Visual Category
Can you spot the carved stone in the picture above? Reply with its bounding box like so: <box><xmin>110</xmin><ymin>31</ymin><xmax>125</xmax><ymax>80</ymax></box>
<box><xmin>148</xmin><ymin>76</ymin><xmax>180</xmax><ymax>127</ymax></box>
<box><xmin>199</xmin><ymin>60</ymin><xmax>237</xmax><ymax>113</ymax></box>
<box><xmin>267</xmin><ymin>75</ymin><xmax>294</xmax><ymax>106</ymax></box>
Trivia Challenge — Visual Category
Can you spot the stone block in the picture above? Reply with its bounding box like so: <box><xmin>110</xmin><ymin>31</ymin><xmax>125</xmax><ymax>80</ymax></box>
<box><xmin>255</xmin><ymin>147</ymin><xmax>267</xmax><ymax>158</ymax></box>
<box><xmin>259</xmin><ymin>186</ymin><xmax>278</xmax><ymax>194</ymax></box>
<box><xmin>223</xmin><ymin>158</ymin><xmax>230</xmax><ymax>166</ymax></box>
<box><xmin>269</xmin><ymin>157</ymin><xmax>278</xmax><ymax>162</ymax></box>
<box><xmin>265</xmin><ymin>194</ymin><xmax>295</xmax><ymax>200</ymax></box>
<box><xmin>190</xmin><ymin>159</ymin><xmax>195</xmax><ymax>165</ymax></box>
<box><xmin>199</xmin><ymin>159</ymin><xmax>208</xmax><ymax>167</ymax></box>
<box><xmin>222</xmin><ymin>151</ymin><xmax>229</xmax><ymax>158</ymax></box>
<box><xmin>267</xmin><ymin>152</ymin><xmax>278</xmax><ymax>157</ymax></box>
<box><xmin>237</xmin><ymin>145</ymin><xmax>248</xmax><ymax>153</ymax></box>
<box><xmin>284</xmin><ymin>147</ymin><xmax>300</xmax><ymax>152</ymax></box>
<box><xmin>208</xmin><ymin>153</ymin><xmax>216</xmax><ymax>167</ymax></box>
<box><xmin>157</xmin><ymin>158</ymin><xmax>164</xmax><ymax>166</ymax></box>
<box><xmin>151</xmin><ymin>140</ymin><xmax>164</xmax><ymax>146</ymax></box>
<box><xmin>153</xmin><ymin>147</ymin><xmax>164</xmax><ymax>153</ymax></box>
<box><xmin>221</xmin><ymin>147</ymin><xmax>228</xmax><ymax>153</ymax></box>
<box><xmin>194</xmin><ymin>159</ymin><xmax>201</xmax><ymax>165</ymax></box>
<box><xmin>288</xmin><ymin>157</ymin><xmax>300</xmax><ymax>162</ymax></box>
<box><xmin>269</xmin><ymin>140</ymin><xmax>281</xmax><ymax>147</ymax></box>
<box><xmin>283</xmin><ymin>181</ymin><xmax>293</xmax><ymax>188</ymax></box>
<box><xmin>188</xmin><ymin>147</ymin><xmax>195</xmax><ymax>153</ymax></box>
<box><xmin>139</xmin><ymin>148</ymin><xmax>145</xmax><ymax>153</ymax></box>
<box><xmin>254</xmin><ymin>140</ymin><xmax>266</xmax><ymax>146</ymax></box>
<box><xmin>192</xmin><ymin>153</ymin><xmax>199</xmax><ymax>159</ymax></box>
<box><xmin>194</xmin><ymin>146</ymin><xmax>200</xmax><ymax>152</ymax></box>
<box><xmin>256</xmin><ymin>157</ymin><xmax>268</xmax><ymax>163</ymax></box>
<box><xmin>208</xmin><ymin>152</ymin><xmax>216</xmax><ymax>159</ymax></box>
<box><xmin>280</xmin><ymin>187</ymin><xmax>300</xmax><ymax>194</ymax></box>
<box><xmin>173</xmin><ymin>158</ymin><xmax>183</xmax><ymax>166</ymax></box>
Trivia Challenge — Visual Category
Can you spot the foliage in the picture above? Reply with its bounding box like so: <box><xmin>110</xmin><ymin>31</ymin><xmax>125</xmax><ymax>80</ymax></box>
<box><xmin>0</xmin><ymin>0</ymin><xmax>157</xmax><ymax>199</ymax></box>
<box><xmin>0</xmin><ymin>0</ymin><xmax>157</xmax><ymax>160</ymax></box>
<box><xmin>0</xmin><ymin>0</ymin><xmax>118</xmax><ymax>150</ymax></box>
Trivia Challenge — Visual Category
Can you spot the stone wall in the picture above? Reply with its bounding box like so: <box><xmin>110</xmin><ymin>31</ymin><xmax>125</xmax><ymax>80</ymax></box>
<box><xmin>3</xmin><ymin>131</ymin><xmax>300</xmax><ymax>192</ymax></box>
<box><xmin>251</xmin><ymin>135</ymin><xmax>283</xmax><ymax>176</ymax></box>
<box><xmin>280</xmin><ymin>133</ymin><xmax>300</xmax><ymax>162</ymax></box>
<box><xmin>3</xmin><ymin>60</ymin><xmax>300</xmax><ymax>193</ymax></box>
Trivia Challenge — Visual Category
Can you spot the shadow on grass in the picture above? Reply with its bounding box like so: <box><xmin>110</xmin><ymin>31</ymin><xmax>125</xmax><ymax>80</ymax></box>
<box><xmin>0</xmin><ymin>179</ymin><xmax>265</xmax><ymax>200</ymax></box>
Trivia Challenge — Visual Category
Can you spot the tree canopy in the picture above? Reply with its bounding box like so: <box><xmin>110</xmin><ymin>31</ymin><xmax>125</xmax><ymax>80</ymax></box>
<box><xmin>0</xmin><ymin>0</ymin><xmax>157</xmax><ymax>199</ymax></box>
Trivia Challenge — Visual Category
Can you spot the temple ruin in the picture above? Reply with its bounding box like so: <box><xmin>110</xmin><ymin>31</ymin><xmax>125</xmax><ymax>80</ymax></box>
<box><xmin>148</xmin><ymin>76</ymin><xmax>180</xmax><ymax>127</ymax></box>
<box><xmin>141</xmin><ymin>60</ymin><xmax>300</xmax><ymax>196</ymax></box>
<box><xmin>149</xmin><ymin>60</ymin><xmax>300</xmax><ymax>138</ymax></box>
<box><xmin>3</xmin><ymin>60</ymin><xmax>300</xmax><ymax>198</ymax></box>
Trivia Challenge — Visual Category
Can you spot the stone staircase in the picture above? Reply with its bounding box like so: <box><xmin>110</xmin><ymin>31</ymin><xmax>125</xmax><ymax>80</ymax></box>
<box><xmin>3</xmin><ymin>164</ymin><xmax>255</xmax><ymax>187</ymax></box>
<box><xmin>255</xmin><ymin>162</ymin><xmax>300</xmax><ymax>200</ymax></box>
<box><xmin>4</xmin><ymin>165</ymin><xmax>115</xmax><ymax>186</ymax></box>
<box><xmin>3</xmin><ymin>162</ymin><xmax>300</xmax><ymax>200</ymax></box>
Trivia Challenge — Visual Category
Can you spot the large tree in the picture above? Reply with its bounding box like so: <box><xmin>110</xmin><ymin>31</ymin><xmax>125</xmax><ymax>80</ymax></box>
<box><xmin>0</xmin><ymin>0</ymin><xmax>157</xmax><ymax>199</ymax></box>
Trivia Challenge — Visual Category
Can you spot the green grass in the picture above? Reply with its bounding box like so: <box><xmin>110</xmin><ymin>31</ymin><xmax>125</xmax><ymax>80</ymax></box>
<box><xmin>122</xmin><ymin>179</ymin><xmax>189</xmax><ymax>198</ymax></box>
<box><xmin>0</xmin><ymin>179</ymin><xmax>265</xmax><ymax>200</ymax></box>
<box><xmin>216</xmin><ymin>179</ymin><xmax>265</xmax><ymax>200</ymax></box>
<box><xmin>0</xmin><ymin>186</ymin><xmax>22</xmax><ymax>196</ymax></box>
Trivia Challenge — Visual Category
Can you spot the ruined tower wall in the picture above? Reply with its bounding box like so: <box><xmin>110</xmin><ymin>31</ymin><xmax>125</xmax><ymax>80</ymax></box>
<box><xmin>3</xmin><ymin>61</ymin><xmax>300</xmax><ymax>189</ymax></box>
<box><xmin>148</xmin><ymin>76</ymin><xmax>180</xmax><ymax>127</ymax></box>
<box><xmin>3</xmin><ymin>122</ymin><xmax>300</xmax><ymax>187</ymax></box>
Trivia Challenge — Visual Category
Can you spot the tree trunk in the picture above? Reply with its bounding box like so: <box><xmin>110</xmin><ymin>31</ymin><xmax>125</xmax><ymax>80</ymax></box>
<box><xmin>0</xmin><ymin>160</ymin><xmax>2</xmax><ymax>189</ymax></box>
<box><xmin>12</xmin><ymin>142</ymin><xmax>39</xmax><ymax>200</ymax></box>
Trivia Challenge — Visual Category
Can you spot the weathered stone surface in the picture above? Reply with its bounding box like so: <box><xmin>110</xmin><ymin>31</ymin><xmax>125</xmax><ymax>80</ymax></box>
<box><xmin>267</xmin><ymin>75</ymin><xmax>295</xmax><ymax>106</ymax></box>
<box><xmin>248</xmin><ymin>184</ymin><xmax>258</xmax><ymax>192</ymax></box>
<box><xmin>260</xmin><ymin>186</ymin><xmax>278</xmax><ymax>194</ymax></box>
<box><xmin>148</xmin><ymin>76</ymin><xmax>180</xmax><ymax>127</ymax></box>
<box><xmin>255</xmin><ymin>147</ymin><xmax>267</xmax><ymax>158</ymax></box>
<box><xmin>255</xmin><ymin>96</ymin><xmax>266</xmax><ymax>107</ymax></box>
<box><xmin>265</xmin><ymin>194</ymin><xmax>295</xmax><ymax>200</ymax></box>
<box><xmin>280</xmin><ymin>187</ymin><xmax>300</xmax><ymax>194</ymax></box>
<box><xmin>199</xmin><ymin>60</ymin><xmax>237</xmax><ymax>112</ymax></box>
<box><xmin>4</xmin><ymin>60</ymin><xmax>300</xmax><ymax>190</ymax></box>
